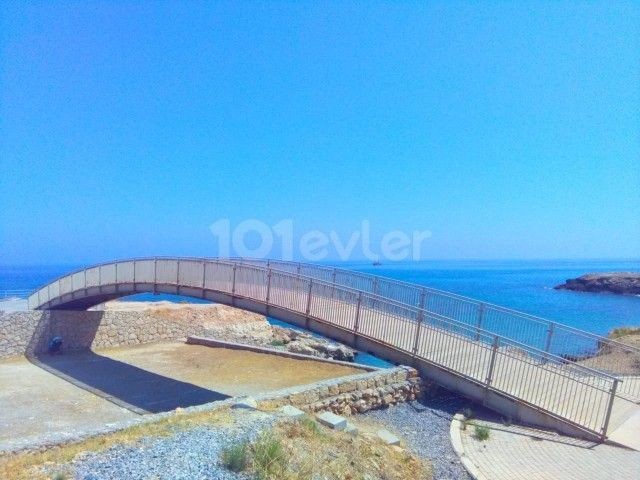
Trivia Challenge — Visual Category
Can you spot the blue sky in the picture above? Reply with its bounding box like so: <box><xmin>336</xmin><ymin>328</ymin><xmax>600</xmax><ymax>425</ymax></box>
<box><xmin>1</xmin><ymin>1</ymin><xmax>638</xmax><ymax>264</ymax></box>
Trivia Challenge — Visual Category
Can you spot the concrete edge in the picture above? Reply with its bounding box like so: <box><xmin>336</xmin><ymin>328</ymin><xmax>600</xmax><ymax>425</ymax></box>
<box><xmin>450</xmin><ymin>413</ymin><xmax>489</xmax><ymax>480</ymax></box>
<box><xmin>186</xmin><ymin>335</ymin><xmax>380</xmax><ymax>371</ymax></box>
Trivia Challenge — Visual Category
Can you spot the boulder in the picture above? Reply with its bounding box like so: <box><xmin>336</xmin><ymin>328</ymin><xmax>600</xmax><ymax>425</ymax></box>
<box><xmin>554</xmin><ymin>273</ymin><xmax>640</xmax><ymax>295</ymax></box>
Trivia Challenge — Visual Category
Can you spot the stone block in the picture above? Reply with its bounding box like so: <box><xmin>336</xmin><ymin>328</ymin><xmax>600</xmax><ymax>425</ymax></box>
<box><xmin>316</xmin><ymin>411</ymin><xmax>347</xmax><ymax>430</ymax></box>
<box><xmin>344</xmin><ymin>422</ymin><xmax>358</xmax><ymax>435</ymax></box>
<box><xmin>232</xmin><ymin>397</ymin><xmax>258</xmax><ymax>409</ymax></box>
<box><xmin>377</xmin><ymin>429</ymin><xmax>400</xmax><ymax>446</ymax></box>
<box><xmin>279</xmin><ymin>405</ymin><xmax>305</xmax><ymax>418</ymax></box>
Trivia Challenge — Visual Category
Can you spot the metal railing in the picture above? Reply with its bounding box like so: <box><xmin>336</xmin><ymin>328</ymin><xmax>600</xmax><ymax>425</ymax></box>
<box><xmin>0</xmin><ymin>289</ymin><xmax>32</xmax><ymax>300</ymax></box>
<box><xmin>233</xmin><ymin>258</ymin><xmax>640</xmax><ymax>402</ymax></box>
<box><xmin>28</xmin><ymin>257</ymin><xmax>621</xmax><ymax>439</ymax></box>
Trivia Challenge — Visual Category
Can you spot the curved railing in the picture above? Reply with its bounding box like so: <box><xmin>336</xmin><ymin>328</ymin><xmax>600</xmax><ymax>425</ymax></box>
<box><xmin>28</xmin><ymin>257</ymin><xmax>621</xmax><ymax>440</ymax></box>
<box><xmin>232</xmin><ymin>258</ymin><xmax>640</xmax><ymax>402</ymax></box>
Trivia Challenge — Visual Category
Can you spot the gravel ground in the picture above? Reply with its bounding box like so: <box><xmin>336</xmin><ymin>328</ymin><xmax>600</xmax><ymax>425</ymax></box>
<box><xmin>58</xmin><ymin>410</ymin><xmax>276</xmax><ymax>480</ymax></box>
<box><xmin>46</xmin><ymin>391</ymin><xmax>477</xmax><ymax>480</ymax></box>
<box><xmin>361</xmin><ymin>390</ymin><xmax>476</xmax><ymax>480</ymax></box>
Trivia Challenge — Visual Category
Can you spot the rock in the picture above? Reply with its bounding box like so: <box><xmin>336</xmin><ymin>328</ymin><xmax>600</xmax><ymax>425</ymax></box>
<box><xmin>316</xmin><ymin>411</ymin><xmax>347</xmax><ymax>430</ymax></box>
<box><xmin>232</xmin><ymin>397</ymin><xmax>258</xmax><ymax>409</ymax></box>
<box><xmin>376</xmin><ymin>429</ymin><xmax>400</xmax><ymax>446</ymax></box>
<box><xmin>312</xmin><ymin>342</ymin><xmax>356</xmax><ymax>362</ymax></box>
<box><xmin>345</xmin><ymin>422</ymin><xmax>358</xmax><ymax>435</ymax></box>
<box><xmin>286</xmin><ymin>341</ymin><xmax>318</xmax><ymax>357</ymax></box>
<box><xmin>554</xmin><ymin>273</ymin><xmax>640</xmax><ymax>295</ymax></box>
<box><xmin>278</xmin><ymin>405</ymin><xmax>305</xmax><ymax>418</ymax></box>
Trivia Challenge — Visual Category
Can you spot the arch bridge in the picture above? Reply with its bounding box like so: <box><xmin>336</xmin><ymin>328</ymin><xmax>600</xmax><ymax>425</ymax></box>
<box><xmin>27</xmin><ymin>257</ymin><xmax>640</xmax><ymax>446</ymax></box>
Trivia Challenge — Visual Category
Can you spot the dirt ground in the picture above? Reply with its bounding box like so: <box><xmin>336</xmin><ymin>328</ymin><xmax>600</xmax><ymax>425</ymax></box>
<box><xmin>0</xmin><ymin>343</ymin><xmax>365</xmax><ymax>451</ymax></box>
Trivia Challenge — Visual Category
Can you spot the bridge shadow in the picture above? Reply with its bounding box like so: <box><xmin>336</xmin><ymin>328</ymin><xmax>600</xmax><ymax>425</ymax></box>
<box><xmin>26</xmin><ymin>310</ymin><xmax>229</xmax><ymax>414</ymax></box>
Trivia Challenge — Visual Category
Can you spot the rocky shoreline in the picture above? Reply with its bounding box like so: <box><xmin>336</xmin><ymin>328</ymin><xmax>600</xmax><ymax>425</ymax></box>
<box><xmin>554</xmin><ymin>272</ymin><xmax>640</xmax><ymax>295</ymax></box>
<box><xmin>99</xmin><ymin>300</ymin><xmax>356</xmax><ymax>362</ymax></box>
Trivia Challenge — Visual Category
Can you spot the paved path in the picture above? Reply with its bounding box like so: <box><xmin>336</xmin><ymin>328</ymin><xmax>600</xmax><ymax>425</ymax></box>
<box><xmin>457</xmin><ymin>414</ymin><xmax>640</xmax><ymax>480</ymax></box>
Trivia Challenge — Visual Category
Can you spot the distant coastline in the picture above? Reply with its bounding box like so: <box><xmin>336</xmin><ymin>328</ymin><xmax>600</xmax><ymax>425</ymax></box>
<box><xmin>554</xmin><ymin>272</ymin><xmax>640</xmax><ymax>296</ymax></box>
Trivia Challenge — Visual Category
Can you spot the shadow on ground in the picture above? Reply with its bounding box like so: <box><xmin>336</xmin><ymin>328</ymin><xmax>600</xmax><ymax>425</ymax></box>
<box><xmin>29</xmin><ymin>351</ymin><xmax>229</xmax><ymax>414</ymax></box>
<box><xmin>25</xmin><ymin>308</ymin><xmax>229</xmax><ymax>414</ymax></box>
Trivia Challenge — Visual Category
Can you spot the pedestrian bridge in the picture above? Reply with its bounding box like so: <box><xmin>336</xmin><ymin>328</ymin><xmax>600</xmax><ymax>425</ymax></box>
<box><xmin>27</xmin><ymin>257</ymin><xmax>640</xmax><ymax>447</ymax></box>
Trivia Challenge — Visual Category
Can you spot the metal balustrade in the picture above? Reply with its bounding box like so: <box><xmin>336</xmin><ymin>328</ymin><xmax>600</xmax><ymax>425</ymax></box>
<box><xmin>232</xmin><ymin>258</ymin><xmax>640</xmax><ymax>402</ymax></box>
<box><xmin>0</xmin><ymin>289</ymin><xmax>32</xmax><ymax>300</ymax></box>
<box><xmin>27</xmin><ymin>257</ymin><xmax>624</xmax><ymax>440</ymax></box>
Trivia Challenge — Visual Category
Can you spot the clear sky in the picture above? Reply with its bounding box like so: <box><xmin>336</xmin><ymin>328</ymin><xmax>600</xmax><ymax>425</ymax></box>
<box><xmin>1</xmin><ymin>1</ymin><xmax>639</xmax><ymax>264</ymax></box>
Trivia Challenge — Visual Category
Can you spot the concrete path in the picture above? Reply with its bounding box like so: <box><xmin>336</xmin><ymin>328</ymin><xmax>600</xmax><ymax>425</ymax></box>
<box><xmin>0</xmin><ymin>342</ymin><xmax>365</xmax><ymax>452</ymax></box>
<box><xmin>452</xmin><ymin>414</ymin><xmax>640</xmax><ymax>480</ymax></box>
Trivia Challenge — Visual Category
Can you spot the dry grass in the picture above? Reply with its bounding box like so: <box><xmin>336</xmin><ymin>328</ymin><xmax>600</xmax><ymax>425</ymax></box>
<box><xmin>224</xmin><ymin>416</ymin><xmax>431</xmax><ymax>480</ymax></box>
<box><xmin>0</xmin><ymin>407</ymin><xmax>232</xmax><ymax>480</ymax></box>
<box><xmin>609</xmin><ymin>327</ymin><xmax>640</xmax><ymax>341</ymax></box>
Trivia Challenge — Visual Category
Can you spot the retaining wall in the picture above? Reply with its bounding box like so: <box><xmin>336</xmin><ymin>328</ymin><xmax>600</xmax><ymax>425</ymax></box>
<box><xmin>255</xmin><ymin>365</ymin><xmax>423</xmax><ymax>415</ymax></box>
<box><xmin>0</xmin><ymin>310</ymin><xmax>205</xmax><ymax>358</ymax></box>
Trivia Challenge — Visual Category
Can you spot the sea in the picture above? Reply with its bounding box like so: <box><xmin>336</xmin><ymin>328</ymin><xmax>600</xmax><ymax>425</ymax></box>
<box><xmin>2</xmin><ymin>259</ymin><xmax>639</xmax><ymax>367</ymax></box>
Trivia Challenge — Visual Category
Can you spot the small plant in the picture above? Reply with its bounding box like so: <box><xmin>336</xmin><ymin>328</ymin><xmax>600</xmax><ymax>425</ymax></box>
<box><xmin>269</xmin><ymin>339</ymin><xmax>287</xmax><ymax>347</ymax></box>
<box><xmin>473</xmin><ymin>425</ymin><xmax>490</xmax><ymax>441</ymax></box>
<box><xmin>252</xmin><ymin>432</ymin><xmax>287</xmax><ymax>479</ymax></box>
<box><xmin>297</xmin><ymin>416</ymin><xmax>323</xmax><ymax>436</ymax></box>
<box><xmin>51</xmin><ymin>474</ymin><xmax>66</xmax><ymax>480</ymax></box>
<box><xmin>609</xmin><ymin>327</ymin><xmax>640</xmax><ymax>339</ymax></box>
<box><xmin>220</xmin><ymin>441</ymin><xmax>250</xmax><ymax>472</ymax></box>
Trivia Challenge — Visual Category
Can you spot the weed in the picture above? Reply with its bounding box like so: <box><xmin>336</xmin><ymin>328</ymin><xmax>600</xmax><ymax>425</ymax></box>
<box><xmin>220</xmin><ymin>441</ymin><xmax>250</xmax><ymax>472</ymax></box>
<box><xmin>269</xmin><ymin>340</ymin><xmax>287</xmax><ymax>347</ymax></box>
<box><xmin>609</xmin><ymin>327</ymin><xmax>640</xmax><ymax>339</ymax></box>
<box><xmin>252</xmin><ymin>432</ymin><xmax>287</xmax><ymax>480</ymax></box>
<box><xmin>473</xmin><ymin>425</ymin><xmax>490</xmax><ymax>441</ymax></box>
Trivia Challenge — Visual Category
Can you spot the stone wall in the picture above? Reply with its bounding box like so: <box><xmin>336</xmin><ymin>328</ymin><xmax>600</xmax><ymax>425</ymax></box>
<box><xmin>0</xmin><ymin>310</ymin><xmax>205</xmax><ymax>358</ymax></box>
<box><xmin>256</xmin><ymin>366</ymin><xmax>423</xmax><ymax>416</ymax></box>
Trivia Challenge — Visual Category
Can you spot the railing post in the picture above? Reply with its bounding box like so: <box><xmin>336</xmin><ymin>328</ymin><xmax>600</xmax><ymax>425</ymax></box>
<box><xmin>412</xmin><ymin>312</ymin><xmax>424</xmax><ymax>357</ymax></box>
<box><xmin>153</xmin><ymin>257</ymin><xmax>157</xmax><ymax>295</ymax></box>
<box><xmin>176</xmin><ymin>260</ymin><xmax>180</xmax><ymax>296</ymax></box>
<box><xmin>353</xmin><ymin>291</ymin><xmax>362</xmax><ymax>333</ymax></box>
<box><xmin>372</xmin><ymin>277</ymin><xmax>378</xmax><ymax>296</ymax></box>
<box><xmin>265</xmin><ymin>269</ymin><xmax>272</xmax><ymax>305</ymax></box>
<box><xmin>231</xmin><ymin>264</ymin><xmax>237</xmax><ymax>298</ymax></box>
<box><xmin>544</xmin><ymin>322</ymin><xmax>555</xmax><ymax>358</ymax></box>
<box><xmin>475</xmin><ymin>303</ymin><xmax>485</xmax><ymax>341</ymax></box>
<box><xmin>418</xmin><ymin>288</ymin><xmax>426</xmax><ymax>311</ymax></box>
<box><xmin>330</xmin><ymin>268</ymin><xmax>337</xmax><ymax>300</ymax></box>
<box><xmin>305</xmin><ymin>279</ymin><xmax>313</xmax><ymax>316</ymax></box>
<box><xmin>485</xmin><ymin>335</ymin><xmax>500</xmax><ymax>388</ymax></box>
<box><xmin>601</xmin><ymin>378</ymin><xmax>620</xmax><ymax>440</ymax></box>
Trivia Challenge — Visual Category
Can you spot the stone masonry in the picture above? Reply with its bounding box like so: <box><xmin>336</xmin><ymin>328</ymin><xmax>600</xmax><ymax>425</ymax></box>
<box><xmin>257</xmin><ymin>366</ymin><xmax>423</xmax><ymax>416</ymax></box>
<box><xmin>0</xmin><ymin>310</ymin><xmax>205</xmax><ymax>358</ymax></box>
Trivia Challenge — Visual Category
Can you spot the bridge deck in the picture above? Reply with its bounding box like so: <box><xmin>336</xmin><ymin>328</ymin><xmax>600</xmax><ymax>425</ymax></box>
<box><xmin>267</xmin><ymin>285</ymin><xmax>639</xmax><ymax>441</ymax></box>
<box><xmin>27</xmin><ymin>258</ymin><xmax>640</xmax><ymax>446</ymax></box>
